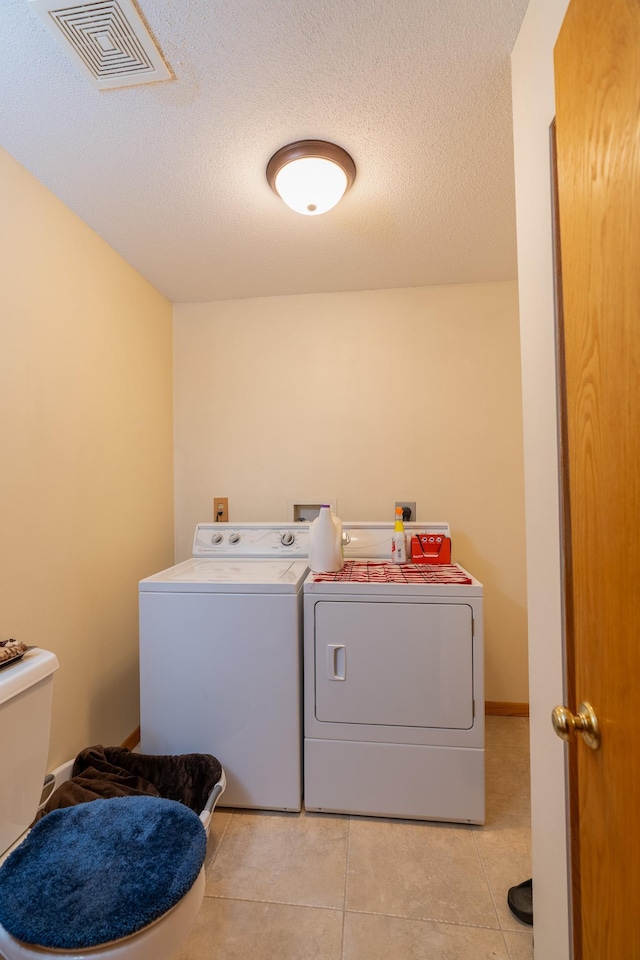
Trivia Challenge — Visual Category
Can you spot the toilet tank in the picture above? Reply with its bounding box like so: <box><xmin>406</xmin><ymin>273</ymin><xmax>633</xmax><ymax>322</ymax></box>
<box><xmin>0</xmin><ymin>648</ymin><xmax>59</xmax><ymax>856</ymax></box>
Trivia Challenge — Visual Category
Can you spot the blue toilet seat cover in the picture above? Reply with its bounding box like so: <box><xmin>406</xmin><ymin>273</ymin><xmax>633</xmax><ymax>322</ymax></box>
<box><xmin>0</xmin><ymin>795</ymin><xmax>207</xmax><ymax>950</ymax></box>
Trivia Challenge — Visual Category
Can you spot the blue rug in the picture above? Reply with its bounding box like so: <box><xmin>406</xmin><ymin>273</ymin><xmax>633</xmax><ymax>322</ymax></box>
<box><xmin>0</xmin><ymin>795</ymin><xmax>206</xmax><ymax>949</ymax></box>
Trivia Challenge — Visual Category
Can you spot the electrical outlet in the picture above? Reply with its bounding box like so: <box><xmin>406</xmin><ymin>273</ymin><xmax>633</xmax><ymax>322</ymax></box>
<box><xmin>395</xmin><ymin>501</ymin><xmax>416</xmax><ymax>522</ymax></box>
<box><xmin>214</xmin><ymin>497</ymin><xmax>228</xmax><ymax>522</ymax></box>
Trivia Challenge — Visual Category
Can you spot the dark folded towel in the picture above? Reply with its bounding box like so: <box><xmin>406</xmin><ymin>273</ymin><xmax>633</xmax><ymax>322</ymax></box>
<box><xmin>37</xmin><ymin>744</ymin><xmax>222</xmax><ymax>819</ymax></box>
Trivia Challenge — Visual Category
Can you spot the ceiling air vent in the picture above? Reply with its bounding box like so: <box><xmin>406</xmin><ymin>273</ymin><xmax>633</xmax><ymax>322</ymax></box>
<box><xmin>29</xmin><ymin>0</ymin><xmax>171</xmax><ymax>89</ymax></box>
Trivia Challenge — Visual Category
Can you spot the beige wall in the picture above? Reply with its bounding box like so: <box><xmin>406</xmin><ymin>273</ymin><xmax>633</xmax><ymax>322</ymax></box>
<box><xmin>174</xmin><ymin>281</ymin><xmax>528</xmax><ymax>703</ymax></box>
<box><xmin>512</xmin><ymin>1</ymin><xmax>571</xmax><ymax>957</ymax></box>
<box><xmin>0</xmin><ymin>148</ymin><xmax>175</xmax><ymax>768</ymax></box>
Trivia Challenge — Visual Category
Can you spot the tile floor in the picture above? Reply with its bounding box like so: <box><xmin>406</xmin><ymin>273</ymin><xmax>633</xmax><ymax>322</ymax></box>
<box><xmin>176</xmin><ymin>718</ymin><xmax>533</xmax><ymax>960</ymax></box>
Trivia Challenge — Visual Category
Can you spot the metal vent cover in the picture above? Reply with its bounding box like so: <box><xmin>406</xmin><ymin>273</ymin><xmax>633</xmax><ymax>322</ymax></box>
<box><xmin>29</xmin><ymin>0</ymin><xmax>171</xmax><ymax>89</ymax></box>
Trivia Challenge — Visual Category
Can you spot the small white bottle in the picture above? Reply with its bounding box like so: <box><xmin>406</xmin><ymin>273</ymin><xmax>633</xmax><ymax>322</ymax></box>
<box><xmin>392</xmin><ymin>507</ymin><xmax>407</xmax><ymax>564</ymax></box>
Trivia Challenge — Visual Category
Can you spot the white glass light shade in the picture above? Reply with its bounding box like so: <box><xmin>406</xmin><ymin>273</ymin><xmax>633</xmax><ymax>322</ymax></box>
<box><xmin>275</xmin><ymin>157</ymin><xmax>348</xmax><ymax>216</ymax></box>
<box><xmin>267</xmin><ymin>141</ymin><xmax>356</xmax><ymax>216</ymax></box>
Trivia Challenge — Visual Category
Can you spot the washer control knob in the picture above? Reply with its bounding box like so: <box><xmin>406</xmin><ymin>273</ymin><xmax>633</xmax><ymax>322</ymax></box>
<box><xmin>281</xmin><ymin>532</ymin><xmax>295</xmax><ymax>546</ymax></box>
<box><xmin>229</xmin><ymin>532</ymin><xmax>241</xmax><ymax>544</ymax></box>
<box><xmin>211</xmin><ymin>533</ymin><xmax>223</xmax><ymax>545</ymax></box>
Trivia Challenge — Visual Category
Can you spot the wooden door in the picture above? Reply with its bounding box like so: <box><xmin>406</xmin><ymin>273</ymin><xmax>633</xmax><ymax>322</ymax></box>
<box><xmin>554</xmin><ymin>0</ymin><xmax>640</xmax><ymax>956</ymax></box>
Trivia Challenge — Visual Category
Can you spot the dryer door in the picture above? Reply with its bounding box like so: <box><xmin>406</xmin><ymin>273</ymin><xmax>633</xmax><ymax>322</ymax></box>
<box><xmin>314</xmin><ymin>600</ymin><xmax>474</xmax><ymax>729</ymax></box>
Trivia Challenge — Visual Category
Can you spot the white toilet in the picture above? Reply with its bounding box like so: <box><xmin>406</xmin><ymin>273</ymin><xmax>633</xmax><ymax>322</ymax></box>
<box><xmin>0</xmin><ymin>648</ymin><xmax>222</xmax><ymax>960</ymax></box>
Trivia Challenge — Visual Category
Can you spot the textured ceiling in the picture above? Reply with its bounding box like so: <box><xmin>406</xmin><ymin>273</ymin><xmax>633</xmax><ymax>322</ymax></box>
<box><xmin>1</xmin><ymin>0</ymin><xmax>529</xmax><ymax>303</ymax></box>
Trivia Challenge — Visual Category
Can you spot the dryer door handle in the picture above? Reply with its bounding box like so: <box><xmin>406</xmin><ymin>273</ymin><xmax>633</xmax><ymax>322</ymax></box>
<box><xmin>326</xmin><ymin>644</ymin><xmax>346</xmax><ymax>681</ymax></box>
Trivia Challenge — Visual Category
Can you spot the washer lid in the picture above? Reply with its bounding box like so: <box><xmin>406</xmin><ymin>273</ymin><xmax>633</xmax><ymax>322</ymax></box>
<box><xmin>139</xmin><ymin>558</ymin><xmax>309</xmax><ymax>593</ymax></box>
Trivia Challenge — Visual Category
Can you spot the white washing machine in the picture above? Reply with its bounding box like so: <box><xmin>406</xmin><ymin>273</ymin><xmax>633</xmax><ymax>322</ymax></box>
<box><xmin>303</xmin><ymin>522</ymin><xmax>484</xmax><ymax>823</ymax></box>
<box><xmin>139</xmin><ymin>523</ymin><xmax>310</xmax><ymax>812</ymax></box>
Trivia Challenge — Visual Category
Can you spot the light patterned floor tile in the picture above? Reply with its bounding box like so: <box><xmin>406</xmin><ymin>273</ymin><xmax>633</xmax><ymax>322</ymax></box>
<box><xmin>484</xmin><ymin>718</ymin><xmax>531</xmax><ymax>825</ymax></box>
<box><xmin>346</xmin><ymin>817</ymin><xmax>499</xmax><ymax>927</ymax></box>
<box><xmin>343</xmin><ymin>911</ymin><xmax>510</xmax><ymax>960</ymax></box>
<box><xmin>473</xmin><ymin>821</ymin><xmax>532</xmax><ymax>932</ymax></box>
<box><xmin>204</xmin><ymin>807</ymin><xmax>233</xmax><ymax>872</ymax></box>
<box><xmin>205</xmin><ymin>807</ymin><xmax>349</xmax><ymax>909</ymax></box>
<box><xmin>175</xmin><ymin>898</ymin><xmax>343</xmax><ymax>960</ymax></box>
<box><xmin>503</xmin><ymin>928</ymin><xmax>535</xmax><ymax>959</ymax></box>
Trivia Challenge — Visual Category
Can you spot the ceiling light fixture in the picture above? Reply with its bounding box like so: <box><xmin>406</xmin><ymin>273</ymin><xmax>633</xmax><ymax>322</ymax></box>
<box><xmin>266</xmin><ymin>140</ymin><xmax>356</xmax><ymax>216</ymax></box>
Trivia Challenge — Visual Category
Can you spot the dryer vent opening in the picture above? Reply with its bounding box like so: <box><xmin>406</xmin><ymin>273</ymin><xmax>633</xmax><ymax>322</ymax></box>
<box><xmin>29</xmin><ymin>0</ymin><xmax>171</xmax><ymax>89</ymax></box>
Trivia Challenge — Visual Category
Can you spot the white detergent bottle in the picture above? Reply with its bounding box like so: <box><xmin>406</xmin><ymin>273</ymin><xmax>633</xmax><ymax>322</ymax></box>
<box><xmin>309</xmin><ymin>505</ymin><xmax>344</xmax><ymax>573</ymax></box>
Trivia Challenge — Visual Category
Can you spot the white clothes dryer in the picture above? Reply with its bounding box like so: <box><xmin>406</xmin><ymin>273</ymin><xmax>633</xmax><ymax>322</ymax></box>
<box><xmin>303</xmin><ymin>522</ymin><xmax>484</xmax><ymax>823</ymax></box>
<box><xmin>139</xmin><ymin>523</ymin><xmax>310</xmax><ymax>812</ymax></box>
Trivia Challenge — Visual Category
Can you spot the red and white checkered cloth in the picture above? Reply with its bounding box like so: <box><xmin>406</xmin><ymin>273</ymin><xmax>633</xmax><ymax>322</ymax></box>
<box><xmin>311</xmin><ymin>561</ymin><xmax>472</xmax><ymax>584</ymax></box>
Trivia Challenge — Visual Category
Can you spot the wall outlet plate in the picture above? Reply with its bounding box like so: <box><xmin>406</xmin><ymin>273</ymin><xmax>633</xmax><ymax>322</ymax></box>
<box><xmin>395</xmin><ymin>501</ymin><xmax>416</xmax><ymax>522</ymax></box>
<box><xmin>214</xmin><ymin>497</ymin><xmax>229</xmax><ymax>522</ymax></box>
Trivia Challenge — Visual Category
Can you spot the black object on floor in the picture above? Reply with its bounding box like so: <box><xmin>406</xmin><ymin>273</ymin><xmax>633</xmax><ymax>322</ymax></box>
<box><xmin>507</xmin><ymin>877</ymin><xmax>533</xmax><ymax>925</ymax></box>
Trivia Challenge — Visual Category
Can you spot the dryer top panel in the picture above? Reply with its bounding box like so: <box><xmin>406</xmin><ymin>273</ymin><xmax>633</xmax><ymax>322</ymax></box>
<box><xmin>342</xmin><ymin>522</ymin><xmax>450</xmax><ymax>560</ymax></box>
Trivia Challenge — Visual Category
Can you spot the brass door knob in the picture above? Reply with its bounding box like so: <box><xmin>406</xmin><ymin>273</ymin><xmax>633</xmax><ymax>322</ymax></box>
<box><xmin>551</xmin><ymin>701</ymin><xmax>600</xmax><ymax>750</ymax></box>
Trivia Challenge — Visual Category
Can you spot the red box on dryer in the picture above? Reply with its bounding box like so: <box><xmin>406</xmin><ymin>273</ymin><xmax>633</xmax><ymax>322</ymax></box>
<box><xmin>410</xmin><ymin>534</ymin><xmax>451</xmax><ymax>564</ymax></box>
